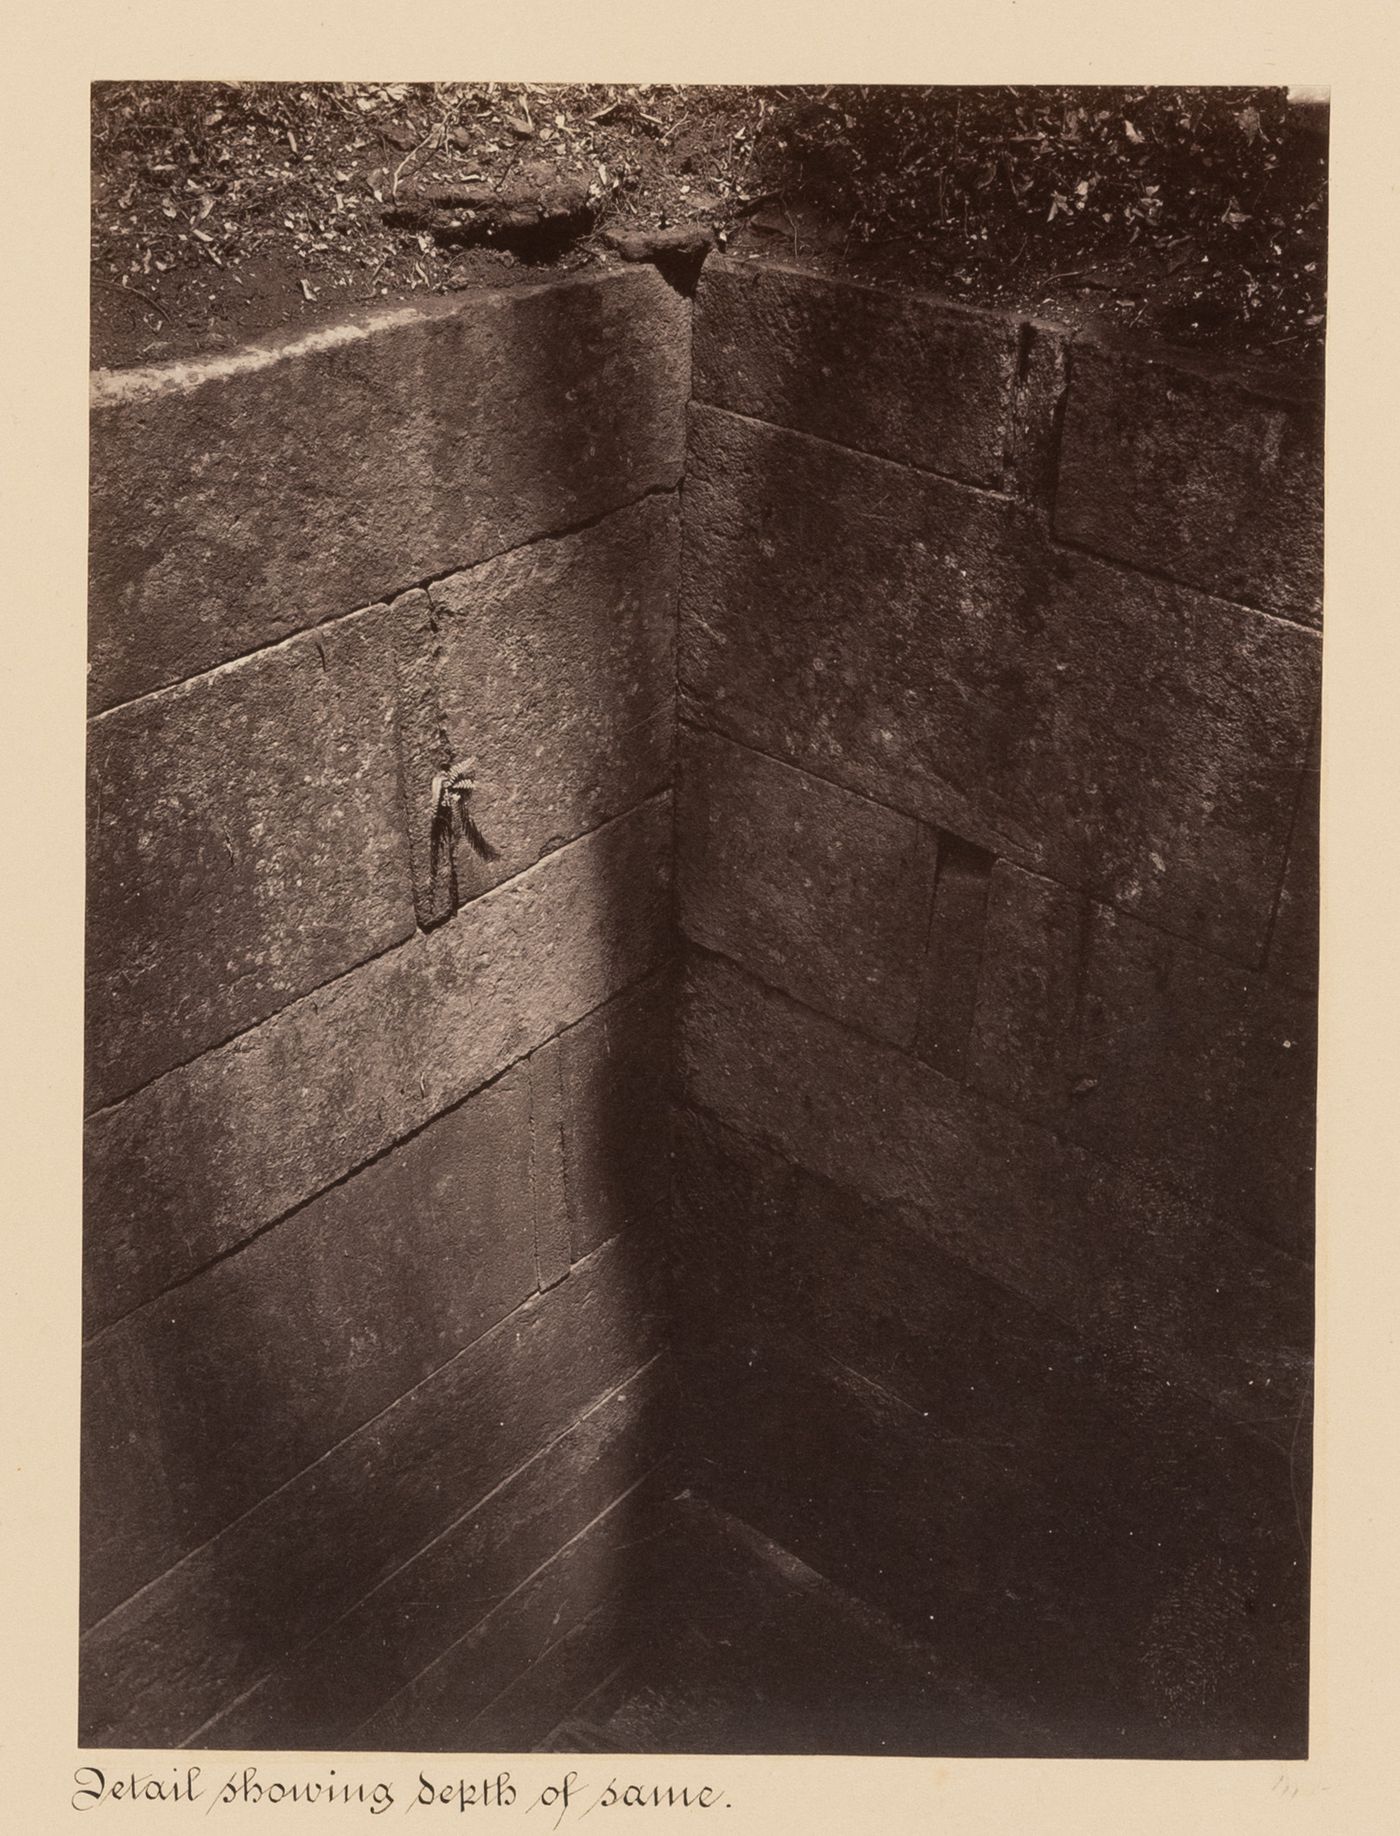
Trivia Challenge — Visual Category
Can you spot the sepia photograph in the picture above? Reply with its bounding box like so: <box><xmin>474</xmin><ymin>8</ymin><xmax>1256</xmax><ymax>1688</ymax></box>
<box><xmin>81</xmin><ymin>79</ymin><xmax>1323</xmax><ymax>1761</ymax></box>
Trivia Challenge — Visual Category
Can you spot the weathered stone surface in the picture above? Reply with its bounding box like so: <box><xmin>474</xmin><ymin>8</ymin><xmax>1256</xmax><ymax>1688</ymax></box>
<box><xmin>679</xmin><ymin>950</ymin><xmax>1312</xmax><ymax>1432</ymax></box>
<box><xmin>529</xmin><ymin>1038</ymin><xmax>571</xmax><ymax>1292</ymax></box>
<box><xmin>967</xmin><ymin>862</ymin><xmax>1317</xmax><ymax>1259</ymax></box>
<box><xmin>915</xmin><ymin>832</ymin><xmax>993</xmax><ymax>1076</ymax></box>
<box><xmin>406</xmin><ymin>494</ymin><xmax>679</xmax><ymax>904</ymax></box>
<box><xmin>1003</xmin><ymin>319</ymin><xmax>1071</xmax><ymax>509</ymax></box>
<box><xmin>677</xmin><ymin>726</ymin><xmax>937</xmax><ymax>1047</ymax></box>
<box><xmin>82</xmin><ymin>1068</ymin><xmax>536</xmax><ymax>1625</ymax></box>
<box><xmin>964</xmin><ymin>862</ymin><xmax>1087</xmax><ymax>1121</ymax></box>
<box><xmin>387</xmin><ymin>588</ymin><xmax>455</xmax><ymax>929</ymax></box>
<box><xmin>678</xmin><ymin>1330</ymin><xmax>1306</xmax><ymax>1758</ymax></box>
<box><xmin>199</xmin><ymin>1361</ymin><xmax>667</xmax><ymax>1748</ymax></box>
<box><xmin>559</xmin><ymin>972</ymin><xmax>672</xmax><ymax>1260</ymax></box>
<box><xmin>567</xmin><ymin>1495</ymin><xmax>1045</xmax><ymax>1758</ymax></box>
<box><xmin>355</xmin><ymin>1480</ymin><xmax>668</xmax><ymax>1751</ymax></box>
<box><xmin>681</xmin><ymin>404</ymin><xmax>1321</xmax><ymax>963</ymax></box>
<box><xmin>85</xmin><ymin>606</ymin><xmax>414</xmax><ymax>1111</ymax></box>
<box><xmin>607</xmin><ymin>224</ymin><xmax>715</xmax><ymax>262</ymax></box>
<box><xmin>84</xmin><ymin>795</ymin><xmax>672</xmax><ymax>1332</ymax></box>
<box><xmin>1055</xmin><ymin>342</ymin><xmax>1324</xmax><ymax>624</ymax></box>
<box><xmin>89</xmin><ymin>269</ymin><xmax>689</xmax><ymax>711</ymax></box>
<box><xmin>673</xmin><ymin>1106</ymin><xmax>1097</xmax><ymax>1432</ymax></box>
<box><xmin>79</xmin><ymin>1236</ymin><xmax>662</xmax><ymax>1748</ymax></box>
<box><xmin>1269</xmin><ymin>722</ymin><xmax>1321</xmax><ymax>991</ymax></box>
<box><xmin>693</xmin><ymin>257</ymin><xmax>1020</xmax><ymax>486</ymax></box>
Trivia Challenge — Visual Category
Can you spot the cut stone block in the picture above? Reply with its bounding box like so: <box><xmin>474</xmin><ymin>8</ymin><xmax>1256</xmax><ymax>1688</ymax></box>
<box><xmin>197</xmin><ymin>1362</ymin><xmax>667</xmax><ymax>1749</ymax></box>
<box><xmin>89</xmin><ymin>269</ymin><xmax>689</xmax><ymax>711</ymax></box>
<box><xmin>529</xmin><ymin>1038</ymin><xmax>571</xmax><ymax>1292</ymax></box>
<box><xmin>84</xmin><ymin>796</ymin><xmax>672</xmax><ymax>1332</ymax></box>
<box><xmin>82</xmin><ymin>1067</ymin><xmax>536</xmax><ymax>1624</ymax></box>
<box><xmin>677</xmin><ymin>725</ymin><xmax>937</xmax><ymax>1048</ymax></box>
<box><xmin>693</xmin><ymin>256</ymin><xmax>1019</xmax><ymax>486</ymax></box>
<box><xmin>681</xmin><ymin>404</ymin><xmax>1321</xmax><ymax>964</ymax></box>
<box><xmin>85</xmin><ymin>605</ymin><xmax>414</xmax><ymax>1110</ymax></box>
<box><xmin>967</xmin><ymin>862</ymin><xmax>1316</xmax><ymax>1258</ymax></box>
<box><xmin>559</xmin><ymin>972</ymin><xmax>673</xmax><ymax>1261</ymax></box>
<box><xmin>1269</xmin><ymin>722</ymin><xmax>1321</xmax><ymax>992</ymax></box>
<box><xmin>1055</xmin><ymin>341</ymin><xmax>1323</xmax><ymax>624</ymax></box>
<box><xmin>678</xmin><ymin>949</ymin><xmax>1312</xmax><ymax>1435</ymax></box>
<box><xmin>404</xmin><ymin>494</ymin><xmax>679</xmax><ymax>908</ymax></box>
<box><xmin>78</xmin><ymin>1236</ymin><xmax>662</xmax><ymax>1747</ymax></box>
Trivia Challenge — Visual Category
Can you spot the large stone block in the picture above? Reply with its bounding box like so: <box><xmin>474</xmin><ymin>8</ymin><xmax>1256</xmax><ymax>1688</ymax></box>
<box><xmin>89</xmin><ymin>270</ymin><xmax>689</xmax><ymax>711</ymax></box>
<box><xmin>397</xmin><ymin>494</ymin><xmax>679</xmax><ymax>915</ymax></box>
<box><xmin>678</xmin><ymin>951</ymin><xmax>1312</xmax><ymax>1434</ymax></box>
<box><xmin>593</xmin><ymin>1494</ymin><xmax>1040</xmax><ymax>1758</ymax></box>
<box><xmin>692</xmin><ymin>256</ymin><xmax>1020</xmax><ymax>486</ymax></box>
<box><xmin>78</xmin><ymin>1235</ymin><xmax>662</xmax><ymax>1748</ymax></box>
<box><xmin>355</xmin><ymin>1480</ymin><xmax>668</xmax><ymax>1751</ymax></box>
<box><xmin>677</xmin><ymin>726</ymin><xmax>937</xmax><ymax>1047</ymax></box>
<box><xmin>679</xmin><ymin>1331</ymin><xmax>1305</xmax><ymax>1758</ymax></box>
<box><xmin>85</xmin><ymin>605</ymin><xmax>414</xmax><ymax>1111</ymax></box>
<box><xmin>82</xmin><ymin>1068</ymin><xmax>536</xmax><ymax>1625</ymax></box>
<box><xmin>967</xmin><ymin>863</ymin><xmax>1316</xmax><ymax>1260</ymax></box>
<box><xmin>558</xmin><ymin>972</ymin><xmax>673</xmax><ymax>1261</ymax></box>
<box><xmin>198</xmin><ymin>1361</ymin><xmax>667</xmax><ymax>1748</ymax></box>
<box><xmin>84</xmin><ymin>795</ymin><xmax>672</xmax><ymax>1332</ymax></box>
<box><xmin>672</xmin><ymin>1106</ymin><xmax>1100</xmax><ymax>1436</ymax></box>
<box><xmin>1054</xmin><ymin>342</ymin><xmax>1324</xmax><ymax>624</ymax></box>
<box><xmin>680</xmin><ymin>404</ymin><xmax>1320</xmax><ymax>964</ymax></box>
<box><xmin>964</xmin><ymin>862</ymin><xmax>1088</xmax><ymax>1123</ymax></box>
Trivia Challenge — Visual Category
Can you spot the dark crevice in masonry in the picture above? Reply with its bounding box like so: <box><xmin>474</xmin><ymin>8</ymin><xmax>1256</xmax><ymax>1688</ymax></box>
<box><xmin>675</xmin><ymin>716</ymin><xmax>1307</xmax><ymax>990</ymax></box>
<box><xmin>998</xmin><ymin>318</ymin><xmax>1037</xmax><ymax>495</ymax></box>
<box><xmin>917</xmin><ymin>830</ymin><xmax>996</xmax><ymax>1080</ymax></box>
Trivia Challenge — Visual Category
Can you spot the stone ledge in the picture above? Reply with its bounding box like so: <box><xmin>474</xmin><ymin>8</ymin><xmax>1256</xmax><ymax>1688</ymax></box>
<box><xmin>89</xmin><ymin>267</ymin><xmax>689</xmax><ymax>712</ymax></box>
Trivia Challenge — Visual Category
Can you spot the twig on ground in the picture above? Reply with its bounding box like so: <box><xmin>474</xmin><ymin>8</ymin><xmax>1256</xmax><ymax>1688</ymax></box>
<box><xmin>96</xmin><ymin>276</ymin><xmax>169</xmax><ymax>318</ymax></box>
<box><xmin>392</xmin><ymin>122</ymin><xmax>443</xmax><ymax>200</ymax></box>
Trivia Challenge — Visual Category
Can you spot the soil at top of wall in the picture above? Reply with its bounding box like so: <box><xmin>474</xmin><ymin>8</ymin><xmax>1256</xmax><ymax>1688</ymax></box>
<box><xmin>91</xmin><ymin>83</ymin><xmax>1327</xmax><ymax>375</ymax></box>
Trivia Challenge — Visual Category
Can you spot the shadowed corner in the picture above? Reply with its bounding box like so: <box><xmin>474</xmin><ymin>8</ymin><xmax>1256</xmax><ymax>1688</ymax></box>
<box><xmin>80</xmin><ymin>165</ymin><xmax>1316</xmax><ymax>1761</ymax></box>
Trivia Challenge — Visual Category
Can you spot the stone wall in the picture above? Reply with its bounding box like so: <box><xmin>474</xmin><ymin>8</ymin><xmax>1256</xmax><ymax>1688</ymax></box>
<box><xmin>82</xmin><ymin>267</ymin><xmax>687</xmax><ymax>1750</ymax></box>
<box><xmin>673</xmin><ymin>257</ymin><xmax>1320</xmax><ymax>1758</ymax></box>
<box><xmin>84</xmin><ymin>253</ymin><xmax>1320</xmax><ymax>1757</ymax></box>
